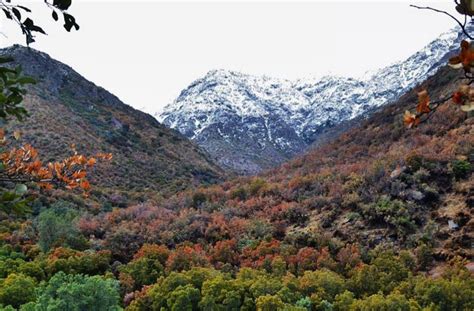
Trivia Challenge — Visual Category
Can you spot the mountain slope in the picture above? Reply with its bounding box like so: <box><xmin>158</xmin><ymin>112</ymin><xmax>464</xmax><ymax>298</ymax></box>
<box><xmin>159</xmin><ymin>26</ymin><xmax>467</xmax><ymax>174</ymax></box>
<box><xmin>0</xmin><ymin>45</ymin><xmax>224</xmax><ymax>201</ymax></box>
<box><xmin>132</xmin><ymin>64</ymin><xmax>472</xmax><ymax>260</ymax></box>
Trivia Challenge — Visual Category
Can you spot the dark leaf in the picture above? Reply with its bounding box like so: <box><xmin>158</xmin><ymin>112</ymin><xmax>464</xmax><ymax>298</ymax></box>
<box><xmin>63</xmin><ymin>13</ymin><xmax>79</xmax><ymax>31</ymax></box>
<box><xmin>53</xmin><ymin>0</ymin><xmax>72</xmax><ymax>11</ymax></box>
<box><xmin>17</xmin><ymin>6</ymin><xmax>31</xmax><ymax>13</ymax></box>
<box><xmin>23</xmin><ymin>18</ymin><xmax>46</xmax><ymax>34</ymax></box>
<box><xmin>2</xmin><ymin>9</ymin><xmax>12</xmax><ymax>20</ymax></box>
<box><xmin>12</xmin><ymin>8</ymin><xmax>21</xmax><ymax>21</ymax></box>
<box><xmin>52</xmin><ymin>10</ymin><xmax>58</xmax><ymax>21</ymax></box>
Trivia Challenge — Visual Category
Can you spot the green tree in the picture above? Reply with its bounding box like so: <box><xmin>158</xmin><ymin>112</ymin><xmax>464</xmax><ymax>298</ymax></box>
<box><xmin>349</xmin><ymin>293</ymin><xmax>416</xmax><ymax>311</ymax></box>
<box><xmin>0</xmin><ymin>273</ymin><xmax>36</xmax><ymax>308</ymax></box>
<box><xmin>167</xmin><ymin>284</ymin><xmax>200</xmax><ymax>311</ymax></box>
<box><xmin>333</xmin><ymin>291</ymin><xmax>355</xmax><ymax>311</ymax></box>
<box><xmin>45</xmin><ymin>248</ymin><xmax>111</xmax><ymax>277</ymax></box>
<box><xmin>410</xmin><ymin>276</ymin><xmax>474</xmax><ymax>311</ymax></box>
<box><xmin>24</xmin><ymin>271</ymin><xmax>121</xmax><ymax>311</ymax></box>
<box><xmin>127</xmin><ymin>269</ymin><xmax>217</xmax><ymax>311</ymax></box>
<box><xmin>451</xmin><ymin>159</ymin><xmax>472</xmax><ymax>179</ymax></box>
<box><xmin>350</xmin><ymin>252</ymin><xmax>410</xmax><ymax>296</ymax></box>
<box><xmin>256</xmin><ymin>295</ymin><xmax>285</xmax><ymax>311</ymax></box>
<box><xmin>37</xmin><ymin>201</ymin><xmax>86</xmax><ymax>252</ymax></box>
<box><xmin>120</xmin><ymin>256</ymin><xmax>164</xmax><ymax>291</ymax></box>
<box><xmin>200</xmin><ymin>275</ymin><xmax>242</xmax><ymax>311</ymax></box>
<box><xmin>298</xmin><ymin>269</ymin><xmax>346</xmax><ymax>303</ymax></box>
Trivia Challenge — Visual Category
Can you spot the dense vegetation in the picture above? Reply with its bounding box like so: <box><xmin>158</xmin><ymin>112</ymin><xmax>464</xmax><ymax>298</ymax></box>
<box><xmin>0</xmin><ymin>1</ymin><xmax>472</xmax><ymax>310</ymax></box>
<box><xmin>0</xmin><ymin>62</ymin><xmax>470</xmax><ymax>309</ymax></box>
<box><xmin>0</xmin><ymin>242</ymin><xmax>471</xmax><ymax>310</ymax></box>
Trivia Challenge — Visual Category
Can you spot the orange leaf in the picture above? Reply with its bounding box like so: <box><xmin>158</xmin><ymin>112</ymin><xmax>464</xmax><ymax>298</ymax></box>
<box><xmin>72</xmin><ymin>170</ymin><xmax>87</xmax><ymax>179</ymax></box>
<box><xmin>87</xmin><ymin>158</ymin><xmax>96</xmax><ymax>167</ymax></box>
<box><xmin>39</xmin><ymin>182</ymin><xmax>53</xmax><ymax>191</ymax></box>
<box><xmin>97</xmin><ymin>153</ymin><xmax>113</xmax><ymax>160</ymax></box>
<box><xmin>80</xmin><ymin>180</ymin><xmax>90</xmax><ymax>191</ymax></box>
<box><xmin>416</xmin><ymin>90</ymin><xmax>431</xmax><ymax>114</ymax></box>
<box><xmin>403</xmin><ymin>111</ymin><xmax>419</xmax><ymax>128</ymax></box>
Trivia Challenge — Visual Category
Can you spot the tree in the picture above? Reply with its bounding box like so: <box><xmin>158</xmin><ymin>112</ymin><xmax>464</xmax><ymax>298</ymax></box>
<box><xmin>23</xmin><ymin>271</ymin><xmax>121</xmax><ymax>311</ymax></box>
<box><xmin>126</xmin><ymin>269</ymin><xmax>217</xmax><ymax>311</ymax></box>
<box><xmin>255</xmin><ymin>295</ymin><xmax>285</xmax><ymax>311</ymax></box>
<box><xmin>44</xmin><ymin>247</ymin><xmax>111</xmax><ymax>277</ymax></box>
<box><xmin>121</xmin><ymin>244</ymin><xmax>170</xmax><ymax>289</ymax></box>
<box><xmin>209</xmin><ymin>239</ymin><xmax>239</xmax><ymax>268</ymax></box>
<box><xmin>165</xmin><ymin>244</ymin><xmax>210</xmax><ymax>273</ymax></box>
<box><xmin>349</xmin><ymin>293</ymin><xmax>414</xmax><ymax>311</ymax></box>
<box><xmin>167</xmin><ymin>284</ymin><xmax>200</xmax><ymax>311</ymax></box>
<box><xmin>37</xmin><ymin>201</ymin><xmax>85</xmax><ymax>252</ymax></box>
<box><xmin>349</xmin><ymin>252</ymin><xmax>410</xmax><ymax>296</ymax></box>
<box><xmin>119</xmin><ymin>256</ymin><xmax>165</xmax><ymax>291</ymax></box>
<box><xmin>199</xmin><ymin>276</ymin><xmax>242</xmax><ymax>310</ymax></box>
<box><xmin>410</xmin><ymin>275</ymin><xmax>474</xmax><ymax>310</ymax></box>
<box><xmin>0</xmin><ymin>273</ymin><xmax>36</xmax><ymax>308</ymax></box>
<box><xmin>298</xmin><ymin>269</ymin><xmax>346</xmax><ymax>303</ymax></box>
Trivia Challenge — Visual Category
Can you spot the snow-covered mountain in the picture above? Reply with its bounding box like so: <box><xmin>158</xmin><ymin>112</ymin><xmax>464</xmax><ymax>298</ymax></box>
<box><xmin>159</xmin><ymin>26</ymin><xmax>467</xmax><ymax>174</ymax></box>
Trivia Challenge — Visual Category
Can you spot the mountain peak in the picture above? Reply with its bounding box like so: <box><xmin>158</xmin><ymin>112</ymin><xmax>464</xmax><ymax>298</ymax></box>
<box><xmin>161</xmin><ymin>26</ymin><xmax>465</xmax><ymax>174</ymax></box>
<box><xmin>205</xmin><ymin>69</ymin><xmax>241</xmax><ymax>78</ymax></box>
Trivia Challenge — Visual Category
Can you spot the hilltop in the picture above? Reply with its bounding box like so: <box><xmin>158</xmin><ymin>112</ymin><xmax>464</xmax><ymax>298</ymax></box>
<box><xmin>0</xmin><ymin>45</ymin><xmax>225</xmax><ymax>203</ymax></box>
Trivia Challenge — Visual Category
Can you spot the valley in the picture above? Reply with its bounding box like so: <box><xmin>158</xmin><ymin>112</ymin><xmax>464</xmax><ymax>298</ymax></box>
<box><xmin>0</xmin><ymin>2</ymin><xmax>472</xmax><ymax>310</ymax></box>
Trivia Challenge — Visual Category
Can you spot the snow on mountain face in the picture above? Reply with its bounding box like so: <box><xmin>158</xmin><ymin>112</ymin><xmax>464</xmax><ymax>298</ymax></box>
<box><xmin>159</xmin><ymin>26</ymin><xmax>467</xmax><ymax>174</ymax></box>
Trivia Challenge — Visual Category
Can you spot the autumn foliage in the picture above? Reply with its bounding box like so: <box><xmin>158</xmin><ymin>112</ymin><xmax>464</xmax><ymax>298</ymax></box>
<box><xmin>0</xmin><ymin>130</ymin><xmax>112</xmax><ymax>196</ymax></box>
<box><xmin>405</xmin><ymin>40</ymin><xmax>474</xmax><ymax>128</ymax></box>
<box><xmin>0</xmin><ymin>1</ymin><xmax>471</xmax><ymax>310</ymax></box>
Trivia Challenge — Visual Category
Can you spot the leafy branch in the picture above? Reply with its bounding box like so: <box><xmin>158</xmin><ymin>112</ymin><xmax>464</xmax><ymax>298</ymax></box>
<box><xmin>0</xmin><ymin>0</ymin><xmax>79</xmax><ymax>45</ymax></box>
<box><xmin>405</xmin><ymin>1</ymin><xmax>474</xmax><ymax>128</ymax></box>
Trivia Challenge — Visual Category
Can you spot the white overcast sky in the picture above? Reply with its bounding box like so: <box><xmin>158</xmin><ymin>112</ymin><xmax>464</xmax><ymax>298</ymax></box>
<box><xmin>0</xmin><ymin>1</ymin><xmax>460</xmax><ymax>114</ymax></box>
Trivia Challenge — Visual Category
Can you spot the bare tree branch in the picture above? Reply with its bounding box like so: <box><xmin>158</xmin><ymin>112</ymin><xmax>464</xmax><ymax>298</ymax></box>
<box><xmin>410</xmin><ymin>4</ymin><xmax>473</xmax><ymax>40</ymax></box>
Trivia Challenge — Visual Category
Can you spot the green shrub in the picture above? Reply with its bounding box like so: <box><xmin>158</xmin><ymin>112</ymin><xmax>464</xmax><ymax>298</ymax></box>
<box><xmin>451</xmin><ymin>159</ymin><xmax>472</xmax><ymax>179</ymax></box>
<box><xmin>362</xmin><ymin>197</ymin><xmax>415</xmax><ymax>236</ymax></box>
<box><xmin>230</xmin><ymin>187</ymin><xmax>247</xmax><ymax>201</ymax></box>
<box><xmin>248</xmin><ymin>178</ymin><xmax>267</xmax><ymax>196</ymax></box>
<box><xmin>37</xmin><ymin>201</ymin><xmax>87</xmax><ymax>252</ymax></box>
